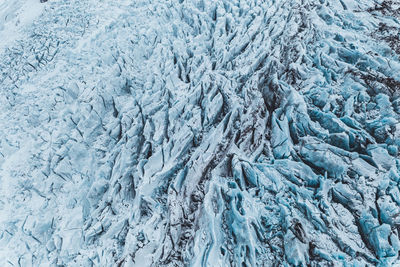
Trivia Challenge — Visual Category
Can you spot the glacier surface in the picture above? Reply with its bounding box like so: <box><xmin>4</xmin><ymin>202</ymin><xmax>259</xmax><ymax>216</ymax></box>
<box><xmin>0</xmin><ymin>0</ymin><xmax>400</xmax><ymax>266</ymax></box>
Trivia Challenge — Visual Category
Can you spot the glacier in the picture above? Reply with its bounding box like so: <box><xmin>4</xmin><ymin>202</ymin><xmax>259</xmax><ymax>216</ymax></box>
<box><xmin>0</xmin><ymin>0</ymin><xmax>400</xmax><ymax>266</ymax></box>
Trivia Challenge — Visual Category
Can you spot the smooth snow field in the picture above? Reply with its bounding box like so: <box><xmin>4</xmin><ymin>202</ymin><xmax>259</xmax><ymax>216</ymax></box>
<box><xmin>1</xmin><ymin>0</ymin><xmax>400</xmax><ymax>266</ymax></box>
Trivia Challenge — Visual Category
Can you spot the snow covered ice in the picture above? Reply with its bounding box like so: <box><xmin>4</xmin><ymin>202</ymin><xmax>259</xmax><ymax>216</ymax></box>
<box><xmin>0</xmin><ymin>0</ymin><xmax>400</xmax><ymax>266</ymax></box>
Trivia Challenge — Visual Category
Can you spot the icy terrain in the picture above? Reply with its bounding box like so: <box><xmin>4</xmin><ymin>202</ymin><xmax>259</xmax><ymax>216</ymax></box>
<box><xmin>1</xmin><ymin>0</ymin><xmax>400</xmax><ymax>266</ymax></box>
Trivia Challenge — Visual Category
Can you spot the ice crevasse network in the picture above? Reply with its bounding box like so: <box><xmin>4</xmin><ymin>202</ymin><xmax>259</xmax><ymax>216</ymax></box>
<box><xmin>0</xmin><ymin>0</ymin><xmax>400</xmax><ymax>266</ymax></box>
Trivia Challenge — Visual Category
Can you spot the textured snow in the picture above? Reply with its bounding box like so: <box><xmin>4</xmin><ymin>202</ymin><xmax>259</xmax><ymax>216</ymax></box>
<box><xmin>0</xmin><ymin>0</ymin><xmax>400</xmax><ymax>266</ymax></box>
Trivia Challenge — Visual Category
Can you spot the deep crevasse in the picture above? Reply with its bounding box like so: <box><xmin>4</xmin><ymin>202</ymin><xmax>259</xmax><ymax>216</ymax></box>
<box><xmin>0</xmin><ymin>0</ymin><xmax>400</xmax><ymax>266</ymax></box>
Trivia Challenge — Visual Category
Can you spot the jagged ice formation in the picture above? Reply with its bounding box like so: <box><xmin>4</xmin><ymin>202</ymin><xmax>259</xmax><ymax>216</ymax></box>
<box><xmin>1</xmin><ymin>0</ymin><xmax>400</xmax><ymax>266</ymax></box>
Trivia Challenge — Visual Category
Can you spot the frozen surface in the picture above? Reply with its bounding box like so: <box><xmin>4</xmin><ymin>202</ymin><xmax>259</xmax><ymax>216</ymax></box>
<box><xmin>0</xmin><ymin>0</ymin><xmax>400</xmax><ymax>266</ymax></box>
<box><xmin>0</xmin><ymin>0</ymin><xmax>44</xmax><ymax>51</ymax></box>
